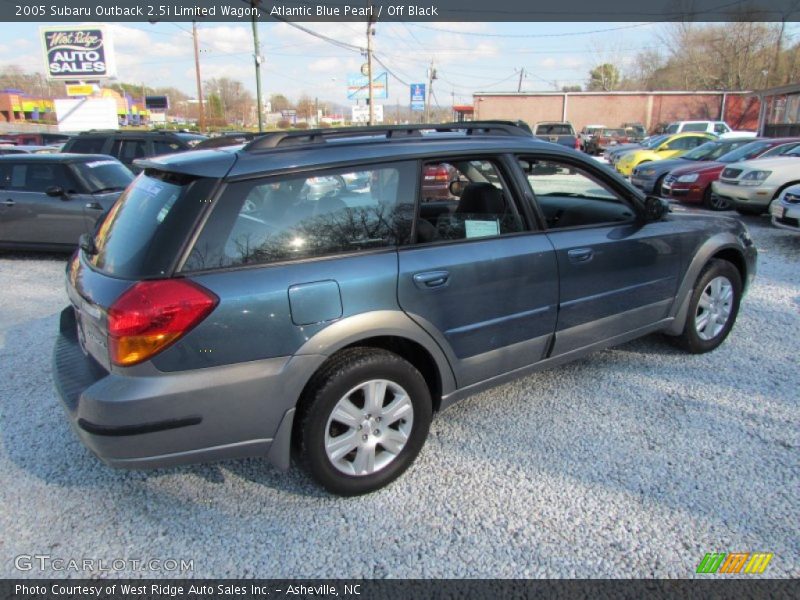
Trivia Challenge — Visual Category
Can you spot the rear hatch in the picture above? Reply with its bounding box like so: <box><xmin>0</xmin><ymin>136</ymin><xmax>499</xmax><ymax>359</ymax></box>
<box><xmin>67</xmin><ymin>170</ymin><xmax>219</xmax><ymax>370</ymax></box>
<box><xmin>534</xmin><ymin>123</ymin><xmax>577</xmax><ymax>148</ymax></box>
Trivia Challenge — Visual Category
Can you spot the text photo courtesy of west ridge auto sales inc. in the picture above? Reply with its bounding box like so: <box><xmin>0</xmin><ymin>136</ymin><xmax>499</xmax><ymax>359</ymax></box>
<box><xmin>0</xmin><ymin>0</ymin><xmax>798</xmax><ymax>597</ymax></box>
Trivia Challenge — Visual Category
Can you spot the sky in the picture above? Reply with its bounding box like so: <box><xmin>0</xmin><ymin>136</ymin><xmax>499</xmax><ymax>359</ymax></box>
<box><xmin>2</xmin><ymin>20</ymin><xmax>798</xmax><ymax>108</ymax></box>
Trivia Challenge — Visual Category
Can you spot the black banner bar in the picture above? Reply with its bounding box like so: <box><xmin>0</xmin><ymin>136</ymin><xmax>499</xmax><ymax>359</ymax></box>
<box><xmin>3</xmin><ymin>0</ymin><xmax>800</xmax><ymax>22</ymax></box>
<box><xmin>2</xmin><ymin>580</ymin><xmax>799</xmax><ymax>600</ymax></box>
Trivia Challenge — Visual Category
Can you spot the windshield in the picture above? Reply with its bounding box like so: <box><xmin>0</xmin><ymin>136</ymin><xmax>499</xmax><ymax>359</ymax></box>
<box><xmin>71</xmin><ymin>159</ymin><xmax>134</xmax><ymax>193</ymax></box>
<box><xmin>643</xmin><ymin>135</ymin><xmax>668</xmax><ymax>148</ymax></box>
<box><xmin>761</xmin><ymin>142</ymin><xmax>800</xmax><ymax>157</ymax></box>
<box><xmin>681</xmin><ymin>139</ymin><xmax>751</xmax><ymax>161</ymax></box>
<box><xmin>665</xmin><ymin>124</ymin><xmax>679</xmax><ymax>134</ymax></box>
<box><xmin>89</xmin><ymin>171</ymin><xmax>215</xmax><ymax>278</ymax></box>
<box><xmin>783</xmin><ymin>145</ymin><xmax>800</xmax><ymax>157</ymax></box>
<box><xmin>602</xmin><ymin>128</ymin><xmax>626</xmax><ymax>137</ymax></box>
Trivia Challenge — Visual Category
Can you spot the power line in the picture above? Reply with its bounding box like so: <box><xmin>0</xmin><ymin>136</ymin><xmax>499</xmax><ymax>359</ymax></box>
<box><xmin>408</xmin><ymin>22</ymin><xmax>658</xmax><ymax>39</ymax></box>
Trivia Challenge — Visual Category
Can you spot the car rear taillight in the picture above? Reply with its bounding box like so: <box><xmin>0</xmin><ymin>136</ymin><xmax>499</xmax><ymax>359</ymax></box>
<box><xmin>108</xmin><ymin>279</ymin><xmax>218</xmax><ymax>366</ymax></box>
<box><xmin>424</xmin><ymin>165</ymin><xmax>449</xmax><ymax>182</ymax></box>
<box><xmin>574</xmin><ymin>137</ymin><xmax>581</xmax><ymax>149</ymax></box>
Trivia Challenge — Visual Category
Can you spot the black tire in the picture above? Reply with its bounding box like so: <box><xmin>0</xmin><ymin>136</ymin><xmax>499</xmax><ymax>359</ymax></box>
<box><xmin>703</xmin><ymin>186</ymin><xmax>730</xmax><ymax>211</ymax></box>
<box><xmin>671</xmin><ymin>259</ymin><xmax>742</xmax><ymax>354</ymax></box>
<box><xmin>299</xmin><ymin>347</ymin><xmax>432</xmax><ymax>496</ymax></box>
<box><xmin>654</xmin><ymin>174</ymin><xmax>667</xmax><ymax>198</ymax></box>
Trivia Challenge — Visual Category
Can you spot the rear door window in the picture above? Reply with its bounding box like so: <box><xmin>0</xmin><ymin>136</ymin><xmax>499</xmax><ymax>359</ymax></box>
<box><xmin>416</xmin><ymin>158</ymin><xmax>525</xmax><ymax>242</ymax></box>
<box><xmin>112</xmin><ymin>140</ymin><xmax>147</xmax><ymax>163</ymax></box>
<box><xmin>183</xmin><ymin>162</ymin><xmax>416</xmax><ymax>271</ymax></box>
<box><xmin>6</xmin><ymin>162</ymin><xmax>79</xmax><ymax>193</ymax></box>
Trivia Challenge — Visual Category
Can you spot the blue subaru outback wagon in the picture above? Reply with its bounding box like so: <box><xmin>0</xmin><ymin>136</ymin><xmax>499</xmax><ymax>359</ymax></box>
<box><xmin>53</xmin><ymin>122</ymin><xmax>757</xmax><ymax>495</ymax></box>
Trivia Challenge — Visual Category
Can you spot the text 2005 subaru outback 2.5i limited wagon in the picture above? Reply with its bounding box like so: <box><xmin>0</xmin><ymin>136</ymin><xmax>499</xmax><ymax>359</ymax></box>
<box><xmin>53</xmin><ymin>122</ymin><xmax>757</xmax><ymax>495</ymax></box>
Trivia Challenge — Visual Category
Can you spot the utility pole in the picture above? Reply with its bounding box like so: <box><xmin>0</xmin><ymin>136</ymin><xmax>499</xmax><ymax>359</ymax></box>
<box><xmin>192</xmin><ymin>21</ymin><xmax>205</xmax><ymax>132</ymax></box>
<box><xmin>424</xmin><ymin>59</ymin><xmax>436</xmax><ymax>123</ymax></box>
<box><xmin>517</xmin><ymin>67</ymin><xmax>525</xmax><ymax>93</ymax></box>
<box><xmin>366</xmin><ymin>2</ymin><xmax>375</xmax><ymax>126</ymax></box>
<box><xmin>251</xmin><ymin>0</ymin><xmax>264</xmax><ymax>132</ymax></box>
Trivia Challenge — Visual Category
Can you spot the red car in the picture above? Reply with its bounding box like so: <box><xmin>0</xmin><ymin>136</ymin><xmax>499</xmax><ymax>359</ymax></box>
<box><xmin>662</xmin><ymin>137</ymin><xmax>800</xmax><ymax>210</ymax></box>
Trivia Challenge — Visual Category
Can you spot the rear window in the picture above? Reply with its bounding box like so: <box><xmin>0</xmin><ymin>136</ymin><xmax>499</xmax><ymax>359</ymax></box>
<box><xmin>536</xmin><ymin>123</ymin><xmax>574</xmax><ymax>136</ymax></box>
<box><xmin>88</xmin><ymin>171</ymin><xmax>215</xmax><ymax>278</ymax></box>
<box><xmin>71</xmin><ymin>160</ymin><xmax>134</xmax><ymax>193</ymax></box>
<box><xmin>682</xmin><ymin>123</ymin><xmax>709</xmax><ymax>132</ymax></box>
<box><xmin>68</xmin><ymin>137</ymin><xmax>107</xmax><ymax>154</ymax></box>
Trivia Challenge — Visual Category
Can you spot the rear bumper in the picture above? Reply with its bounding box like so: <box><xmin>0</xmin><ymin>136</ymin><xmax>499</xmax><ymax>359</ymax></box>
<box><xmin>52</xmin><ymin>307</ymin><xmax>317</xmax><ymax>470</ymax></box>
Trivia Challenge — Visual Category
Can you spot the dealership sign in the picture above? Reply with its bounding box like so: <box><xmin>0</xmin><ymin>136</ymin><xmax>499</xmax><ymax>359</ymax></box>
<box><xmin>41</xmin><ymin>25</ymin><xmax>116</xmax><ymax>80</ymax></box>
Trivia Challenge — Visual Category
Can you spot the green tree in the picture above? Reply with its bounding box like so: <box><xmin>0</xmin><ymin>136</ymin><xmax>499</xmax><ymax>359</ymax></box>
<box><xmin>587</xmin><ymin>63</ymin><xmax>620</xmax><ymax>91</ymax></box>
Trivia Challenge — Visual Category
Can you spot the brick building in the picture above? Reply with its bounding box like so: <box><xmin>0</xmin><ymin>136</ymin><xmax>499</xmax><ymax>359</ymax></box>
<box><xmin>473</xmin><ymin>91</ymin><xmax>761</xmax><ymax>133</ymax></box>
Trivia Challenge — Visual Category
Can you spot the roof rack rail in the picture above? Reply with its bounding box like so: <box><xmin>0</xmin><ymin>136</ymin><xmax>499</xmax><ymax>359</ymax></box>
<box><xmin>243</xmin><ymin>120</ymin><xmax>532</xmax><ymax>152</ymax></box>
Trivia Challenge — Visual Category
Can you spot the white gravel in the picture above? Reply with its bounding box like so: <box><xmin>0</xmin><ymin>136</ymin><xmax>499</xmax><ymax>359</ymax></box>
<box><xmin>0</xmin><ymin>212</ymin><xmax>797</xmax><ymax>579</ymax></box>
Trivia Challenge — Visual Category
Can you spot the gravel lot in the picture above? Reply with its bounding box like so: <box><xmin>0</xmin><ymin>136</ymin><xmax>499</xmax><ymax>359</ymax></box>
<box><xmin>0</xmin><ymin>209</ymin><xmax>797</xmax><ymax>579</ymax></box>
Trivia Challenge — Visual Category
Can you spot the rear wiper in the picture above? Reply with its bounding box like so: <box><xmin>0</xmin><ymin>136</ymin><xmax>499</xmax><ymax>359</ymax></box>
<box><xmin>79</xmin><ymin>233</ymin><xmax>98</xmax><ymax>256</ymax></box>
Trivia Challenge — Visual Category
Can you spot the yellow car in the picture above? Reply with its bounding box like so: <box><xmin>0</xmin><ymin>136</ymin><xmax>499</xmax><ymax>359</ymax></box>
<box><xmin>615</xmin><ymin>132</ymin><xmax>716</xmax><ymax>177</ymax></box>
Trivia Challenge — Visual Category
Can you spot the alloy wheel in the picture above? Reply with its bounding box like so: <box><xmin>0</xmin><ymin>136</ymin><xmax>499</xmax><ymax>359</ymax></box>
<box><xmin>694</xmin><ymin>276</ymin><xmax>734</xmax><ymax>340</ymax></box>
<box><xmin>324</xmin><ymin>379</ymin><xmax>414</xmax><ymax>476</ymax></box>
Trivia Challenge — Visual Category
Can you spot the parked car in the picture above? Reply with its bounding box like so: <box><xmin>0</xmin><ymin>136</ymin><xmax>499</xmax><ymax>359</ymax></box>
<box><xmin>629</xmin><ymin>138</ymin><xmax>754</xmax><ymax>198</ymax></box>
<box><xmin>0</xmin><ymin>154</ymin><xmax>133</xmax><ymax>251</ymax></box>
<box><xmin>769</xmin><ymin>183</ymin><xmax>800</xmax><ymax>233</ymax></box>
<box><xmin>1</xmin><ymin>132</ymin><xmax>73</xmax><ymax>146</ymax></box>
<box><xmin>578</xmin><ymin>124</ymin><xmax>605</xmax><ymax>152</ymax></box>
<box><xmin>622</xmin><ymin>123</ymin><xmax>647</xmax><ymax>142</ymax></box>
<box><xmin>604</xmin><ymin>134</ymin><xmax>669</xmax><ymax>165</ymax></box>
<box><xmin>533</xmin><ymin>121</ymin><xmax>579</xmax><ymax>150</ymax></box>
<box><xmin>663</xmin><ymin>120</ymin><xmax>756</xmax><ymax>138</ymax></box>
<box><xmin>194</xmin><ymin>132</ymin><xmax>259</xmax><ymax>149</ymax></box>
<box><xmin>585</xmin><ymin>128</ymin><xmax>629</xmax><ymax>155</ymax></box>
<box><xmin>615</xmin><ymin>132</ymin><xmax>716</xmax><ymax>177</ymax></box>
<box><xmin>712</xmin><ymin>144</ymin><xmax>800</xmax><ymax>214</ymax></box>
<box><xmin>62</xmin><ymin>130</ymin><xmax>207</xmax><ymax>171</ymax></box>
<box><xmin>0</xmin><ymin>144</ymin><xmax>59</xmax><ymax>155</ymax></box>
<box><xmin>53</xmin><ymin>121</ymin><xmax>756</xmax><ymax>496</ymax></box>
<box><xmin>663</xmin><ymin>138</ymin><xmax>800</xmax><ymax>210</ymax></box>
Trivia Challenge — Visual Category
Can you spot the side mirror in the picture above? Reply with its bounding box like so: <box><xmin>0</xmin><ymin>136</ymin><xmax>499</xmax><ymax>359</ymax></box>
<box><xmin>449</xmin><ymin>179</ymin><xmax>466</xmax><ymax>197</ymax></box>
<box><xmin>46</xmin><ymin>185</ymin><xmax>66</xmax><ymax>198</ymax></box>
<box><xmin>657</xmin><ymin>145</ymin><xmax>671</xmax><ymax>152</ymax></box>
<box><xmin>643</xmin><ymin>195</ymin><xmax>670</xmax><ymax>222</ymax></box>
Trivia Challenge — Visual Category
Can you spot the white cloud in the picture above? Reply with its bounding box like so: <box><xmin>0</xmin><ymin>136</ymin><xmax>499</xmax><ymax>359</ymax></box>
<box><xmin>308</xmin><ymin>57</ymin><xmax>342</xmax><ymax>73</ymax></box>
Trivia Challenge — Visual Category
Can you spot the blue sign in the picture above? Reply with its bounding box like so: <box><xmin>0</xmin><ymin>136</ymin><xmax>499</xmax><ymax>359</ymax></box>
<box><xmin>347</xmin><ymin>73</ymin><xmax>388</xmax><ymax>100</ymax></box>
<box><xmin>410</xmin><ymin>83</ymin><xmax>425</xmax><ymax>112</ymax></box>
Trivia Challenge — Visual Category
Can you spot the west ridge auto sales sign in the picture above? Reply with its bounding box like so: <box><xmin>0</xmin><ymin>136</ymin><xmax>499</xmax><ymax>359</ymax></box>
<box><xmin>40</xmin><ymin>25</ymin><xmax>116</xmax><ymax>80</ymax></box>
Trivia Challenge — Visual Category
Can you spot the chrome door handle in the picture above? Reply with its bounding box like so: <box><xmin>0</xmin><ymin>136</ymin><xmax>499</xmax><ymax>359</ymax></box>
<box><xmin>2</xmin><ymin>199</ymin><xmax>14</xmax><ymax>207</ymax></box>
<box><xmin>413</xmin><ymin>271</ymin><xmax>450</xmax><ymax>289</ymax></box>
<box><xmin>85</xmin><ymin>202</ymin><xmax>103</xmax><ymax>210</ymax></box>
<box><xmin>567</xmin><ymin>248</ymin><xmax>594</xmax><ymax>263</ymax></box>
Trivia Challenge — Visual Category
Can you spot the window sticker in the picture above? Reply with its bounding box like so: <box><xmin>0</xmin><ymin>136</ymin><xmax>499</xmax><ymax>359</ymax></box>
<box><xmin>85</xmin><ymin>160</ymin><xmax>117</xmax><ymax>169</ymax></box>
<box><xmin>465</xmin><ymin>220</ymin><xmax>500</xmax><ymax>238</ymax></box>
